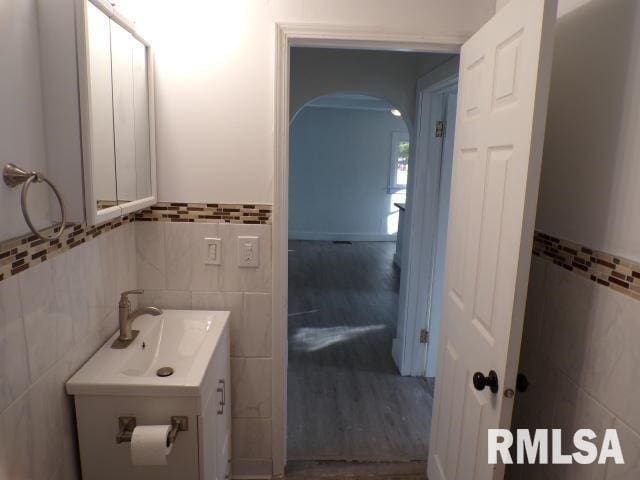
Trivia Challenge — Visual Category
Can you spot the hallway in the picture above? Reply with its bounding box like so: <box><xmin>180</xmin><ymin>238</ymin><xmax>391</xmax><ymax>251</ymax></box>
<box><xmin>287</xmin><ymin>241</ymin><xmax>433</xmax><ymax>461</ymax></box>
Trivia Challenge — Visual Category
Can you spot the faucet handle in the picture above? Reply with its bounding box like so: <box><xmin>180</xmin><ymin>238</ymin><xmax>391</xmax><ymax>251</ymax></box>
<box><xmin>121</xmin><ymin>289</ymin><xmax>144</xmax><ymax>296</ymax></box>
<box><xmin>119</xmin><ymin>290</ymin><xmax>144</xmax><ymax>305</ymax></box>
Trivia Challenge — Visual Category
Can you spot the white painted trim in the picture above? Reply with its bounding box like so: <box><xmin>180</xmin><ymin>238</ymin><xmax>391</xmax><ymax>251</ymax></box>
<box><xmin>147</xmin><ymin>48</ymin><xmax>159</xmax><ymax>206</ymax></box>
<box><xmin>77</xmin><ymin>0</ymin><xmax>157</xmax><ymax>226</ymax></box>
<box><xmin>394</xmin><ymin>62</ymin><xmax>459</xmax><ymax>377</ymax></box>
<box><xmin>289</xmin><ymin>232</ymin><xmax>396</xmax><ymax>242</ymax></box>
<box><xmin>280</xmin><ymin>23</ymin><xmax>465</xmax><ymax>53</ymax></box>
<box><xmin>273</xmin><ymin>23</ymin><xmax>464</xmax><ymax>476</ymax></box>
<box><xmin>88</xmin><ymin>0</ymin><xmax>151</xmax><ymax>46</ymax></box>
<box><xmin>304</xmin><ymin>103</ymin><xmax>389</xmax><ymax>113</ymax></box>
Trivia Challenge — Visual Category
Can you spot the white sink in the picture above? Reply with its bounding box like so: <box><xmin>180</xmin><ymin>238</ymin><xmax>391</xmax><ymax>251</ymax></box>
<box><xmin>66</xmin><ymin>309</ymin><xmax>230</xmax><ymax>397</ymax></box>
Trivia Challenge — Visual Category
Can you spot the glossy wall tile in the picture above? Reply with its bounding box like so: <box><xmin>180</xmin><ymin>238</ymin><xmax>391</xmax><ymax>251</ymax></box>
<box><xmin>135</xmin><ymin>219</ymin><xmax>274</xmax><ymax>476</ymax></box>
<box><xmin>509</xmin><ymin>252</ymin><xmax>640</xmax><ymax>480</ymax></box>
<box><xmin>0</xmin><ymin>223</ymin><xmax>137</xmax><ymax>480</ymax></box>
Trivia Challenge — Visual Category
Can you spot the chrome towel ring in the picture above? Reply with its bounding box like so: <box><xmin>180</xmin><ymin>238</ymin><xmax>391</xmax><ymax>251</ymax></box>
<box><xmin>3</xmin><ymin>163</ymin><xmax>66</xmax><ymax>242</ymax></box>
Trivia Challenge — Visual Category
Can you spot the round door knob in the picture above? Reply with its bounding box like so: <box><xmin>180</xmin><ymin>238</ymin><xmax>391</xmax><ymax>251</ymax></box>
<box><xmin>516</xmin><ymin>373</ymin><xmax>529</xmax><ymax>393</ymax></box>
<box><xmin>473</xmin><ymin>370</ymin><xmax>499</xmax><ymax>394</ymax></box>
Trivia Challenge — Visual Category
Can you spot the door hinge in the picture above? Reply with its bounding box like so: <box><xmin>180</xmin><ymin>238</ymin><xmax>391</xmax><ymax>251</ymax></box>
<box><xmin>420</xmin><ymin>329</ymin><xmax>429</xmax><ymax>343</ymax></box>
<box><xmin>435</xmin><ymin>120</ymin><xmax>446</xmax><ymax>138</ymax></box>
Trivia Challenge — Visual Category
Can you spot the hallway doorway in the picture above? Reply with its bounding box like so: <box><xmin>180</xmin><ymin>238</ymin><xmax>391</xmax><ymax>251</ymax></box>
<box><xmin>285</xmin><ymin>48</ymin><xmax>454</xmax><ymax>466</ymax></box>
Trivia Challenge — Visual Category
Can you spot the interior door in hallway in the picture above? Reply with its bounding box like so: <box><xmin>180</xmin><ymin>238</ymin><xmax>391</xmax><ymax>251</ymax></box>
<box><xmin>427</xmin><ymin>0</ymin><xmax>557</xmax><ymax>479</ymax></box>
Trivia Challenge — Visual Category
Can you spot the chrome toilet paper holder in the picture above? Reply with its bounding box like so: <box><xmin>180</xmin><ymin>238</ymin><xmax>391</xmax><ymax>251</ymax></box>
<box><xmin>116</xmin><ymin>416</ymin><xmax>189</xmax><ymax>446</ymax></box>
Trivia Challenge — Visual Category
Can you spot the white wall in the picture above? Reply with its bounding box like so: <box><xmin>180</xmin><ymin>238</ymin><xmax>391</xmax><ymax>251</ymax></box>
<box><xmin>1</xmin><ymin>0</ymin><xmax>85</xmax><ymax>243</ymax></box>
<box><xmin>290</xmin><ymin>48</ymin><xmax>453</xmax><ymax>125</ymax></box>
<box><xmin>536</xmin><ymin>0</ymin><xmax>640</xmax><ymax>261</ymax></box>
<box><xmin>118</xmin><ymin>0</ymin><xmax>495</xmax><ymax>205</ymax></box>
<box><xmin>289</xmin><ymin>106</ymin><xmax>408</xmax><ymax>240</ymax></box>
<box><xmin>0</xmin><ymin>0</ymin><xmax>51</xmax><ymax>241</ymax></box>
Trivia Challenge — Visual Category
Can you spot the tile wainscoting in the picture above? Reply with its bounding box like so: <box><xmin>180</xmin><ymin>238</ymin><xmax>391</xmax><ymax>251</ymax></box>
<box><xmin>0</xmin><ymin>222</ymin><xmax>137</xmax><ymax>479</ymax></box>
<box><xmin>509</xmin><ymin>241</ymin><xmax>640</xmax><ymax>479</ymax></box>
<box><xmin>0</xmin><ymin>203</ymin><xmax>274</xmax><ymax>479</ymax></box>
<box><xmin>135</xmin><ymin>220</ymin><xmax>274</xmax><ymax>477</ymax></box>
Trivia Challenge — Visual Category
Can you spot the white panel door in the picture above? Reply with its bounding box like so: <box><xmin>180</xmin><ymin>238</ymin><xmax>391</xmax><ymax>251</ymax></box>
<box><xmin>428</xmin><ymin>1</ymin><xmax>557</xmax><ymax>479</ymax></box>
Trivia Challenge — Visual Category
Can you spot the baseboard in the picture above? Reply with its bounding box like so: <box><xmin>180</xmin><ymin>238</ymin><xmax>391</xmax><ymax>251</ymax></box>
<box><xmin>288</xmin><ymin>231</ymin><xmax>397</xmax><ymax>242</ymax></box>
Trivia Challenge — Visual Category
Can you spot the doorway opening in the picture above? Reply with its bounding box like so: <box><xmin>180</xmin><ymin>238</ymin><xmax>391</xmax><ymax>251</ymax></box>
<box><xmin>275</xmin><ymin>5</ymin><xmax>557</xmax><ymax>475</ymax></box>
<box><xmin>285</xmin><ymin>47</ymin><xmax>459</xmax><ymax>471</ymax></box>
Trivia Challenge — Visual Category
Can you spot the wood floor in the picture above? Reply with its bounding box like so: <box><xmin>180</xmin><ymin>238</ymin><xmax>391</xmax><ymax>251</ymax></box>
<box><xmin>287</xmin><ymin>241</ymin><xmax>433</xmax><ymax>463</ymax></box>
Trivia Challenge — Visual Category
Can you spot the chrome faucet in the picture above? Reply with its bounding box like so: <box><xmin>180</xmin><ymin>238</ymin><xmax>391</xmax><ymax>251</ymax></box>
<box><xmin>111</xmin><ymin>290</ymin><xmax>163</xmax><ymax>349</ymax></box>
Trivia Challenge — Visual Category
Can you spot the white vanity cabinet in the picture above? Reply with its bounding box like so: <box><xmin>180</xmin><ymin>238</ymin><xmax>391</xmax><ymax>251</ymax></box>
<box><xmin>77</xmin><ymin>0</ymin><xmax>157</xmax><ymax>225</ymax></box>
<box><xmin>199</xmin><ymin>333</ymin><xmax>232</xmax><ymax>480</ymax></box>
<box><xmin>67</xmin><ymin>310</ymin><xmax>231</xmax><ymax>480</ymax></box>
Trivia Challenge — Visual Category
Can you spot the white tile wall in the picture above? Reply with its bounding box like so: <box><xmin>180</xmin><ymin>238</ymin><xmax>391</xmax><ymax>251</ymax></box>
<box><xmin>0</xmin><ymin>220</ymin><xmax>274</xmax><ymax>479</ymax></box>
<box><xmin>232</xmin><ymin>418</ymin><xmax>273</xmax><ymax>459</ymax></box>
<box><xmin>20</xmin><ymin>258</ymin><xmax>74</xmax><ymax>382</ymax></box>
<box><xmin>0</xmin><ymin>224</ymin><xmax>137</xmax><ymax>480</ymax></box>
<box><xmin>0</xmin><ymin>277</ymin><xmax>30</xmax><ymax>413</ymax></box>
<box><xmin>138</xmin><ymin>222</ymin><xmax>272</xmax><ymax>294</ymax></box>
<box><xmin>509</xmin><ymin>256</ymin><xmax>640</xmax><ymax>480</ymax></box>
<box><xmin>231</xmin><ymin>358</ymin><xmax>272</xmax><ymax>418</ymax></box>
<box><xmin>135</xmin><ymin>222</ymin><xmax>166</xmax><ymax>290</ymax></box>
<box><xmin>135</xmin><ymin>221</ymin><xmax>274</xmax><ymax>476</ymax></box>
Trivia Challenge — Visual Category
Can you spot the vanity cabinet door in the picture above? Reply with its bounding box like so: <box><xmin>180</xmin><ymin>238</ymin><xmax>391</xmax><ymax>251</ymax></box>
<box><xmin>109</xmin><ymin>20</ymin><xmax>137</xmax><ymax>204</ymax></box>
<box><xmin>86</xmin><ymin>2</ymin><xmax>117</xmax><ymax>210</ymax></box>
<box><xmin>214</xmin><ymin>329</ymin><xmax>231</xmax><ymax>480</ymax></box>
<box><xmin>198</xmin><ymin>326</ymin><xmax>231</xmax><ymax>480</ymax></box>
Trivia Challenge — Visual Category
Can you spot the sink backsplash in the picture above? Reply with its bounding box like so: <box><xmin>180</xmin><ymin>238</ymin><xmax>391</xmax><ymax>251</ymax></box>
<box><xmin>0</xmin><ymin>202</ymin><xmax>274</xmax><ymax>479</ymax></box>
<box><xmin>135</xmin><ymin>219</ymin><xmax>273</xmax><ymax>477</ymax></box>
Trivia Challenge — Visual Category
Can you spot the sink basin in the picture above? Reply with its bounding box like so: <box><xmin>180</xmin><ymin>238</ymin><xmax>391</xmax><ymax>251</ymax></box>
<box><xmin>66</xmin><ymin>309</ymin><xmax>230</xmax><ymax>397</ymax></box>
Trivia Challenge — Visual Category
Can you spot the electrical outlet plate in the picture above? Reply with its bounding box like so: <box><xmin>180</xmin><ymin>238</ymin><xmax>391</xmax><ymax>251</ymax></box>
<box><xmin>204</xmin><ymin>237</ymin><xmax>221</xmax><ymax>265</ymax></box>
<box><xmin>237</xmin><ymin>236</ymin><xmax>259</xmax><ymax>268</ymax></box>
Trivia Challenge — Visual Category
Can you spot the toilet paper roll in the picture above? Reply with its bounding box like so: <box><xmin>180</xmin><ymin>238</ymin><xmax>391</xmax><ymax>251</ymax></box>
<box><xmin>130</xmin><ymin>425</ymin><xmax>173</xmax><ymax>466</ymax></box>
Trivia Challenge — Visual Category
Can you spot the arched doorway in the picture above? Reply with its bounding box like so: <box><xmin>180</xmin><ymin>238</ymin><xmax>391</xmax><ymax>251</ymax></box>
<box><xmin>287</xmin><ymin>92</ymin><xmax>433</xmax><ymax>463</ymax></box>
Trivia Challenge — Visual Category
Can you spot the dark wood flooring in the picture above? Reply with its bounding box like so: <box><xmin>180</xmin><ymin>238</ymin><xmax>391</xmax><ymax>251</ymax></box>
<box><xmin>287</xmin><ymin>241</ymin><xmax>433</xmax><ymax>462</ymax></box>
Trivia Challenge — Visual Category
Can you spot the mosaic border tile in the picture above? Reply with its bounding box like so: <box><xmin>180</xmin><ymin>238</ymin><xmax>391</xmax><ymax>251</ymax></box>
<box><xmin>0</xmin><ymin>215</ymin><xmax>134</xmax><ymax>283</ymax></box>
<box><xmin>533</xmin><ymin>231</ymin><xmax>640</xmax><ymax>301</ymax></box>
<box><xmin>134</xmin><ymin>202</ymin><xmax>272</xmax><ymax>224</ymax></box>
<box><xmin>0</xmin><ymin>202</ymin><xmax>273</xmax><ymax>284</ymax></box>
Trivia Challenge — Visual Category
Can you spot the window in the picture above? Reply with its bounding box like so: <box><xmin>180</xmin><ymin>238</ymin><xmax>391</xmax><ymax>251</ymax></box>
<box><xmin>388</xmin><ymin>132</ymin><xmax>410</xmax><ymax>193</ymax></box>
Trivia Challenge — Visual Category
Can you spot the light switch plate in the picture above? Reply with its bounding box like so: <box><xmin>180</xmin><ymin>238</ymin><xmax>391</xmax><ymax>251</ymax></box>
<box><xmin>237</xmin><ymin>236</ymin><xmax>259</xmax><ymax>268</ymax></box>
<box><xmin>204</xmin><ymin>237</ymin><xmax>221</xmax><ymax>265</ymax></box>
